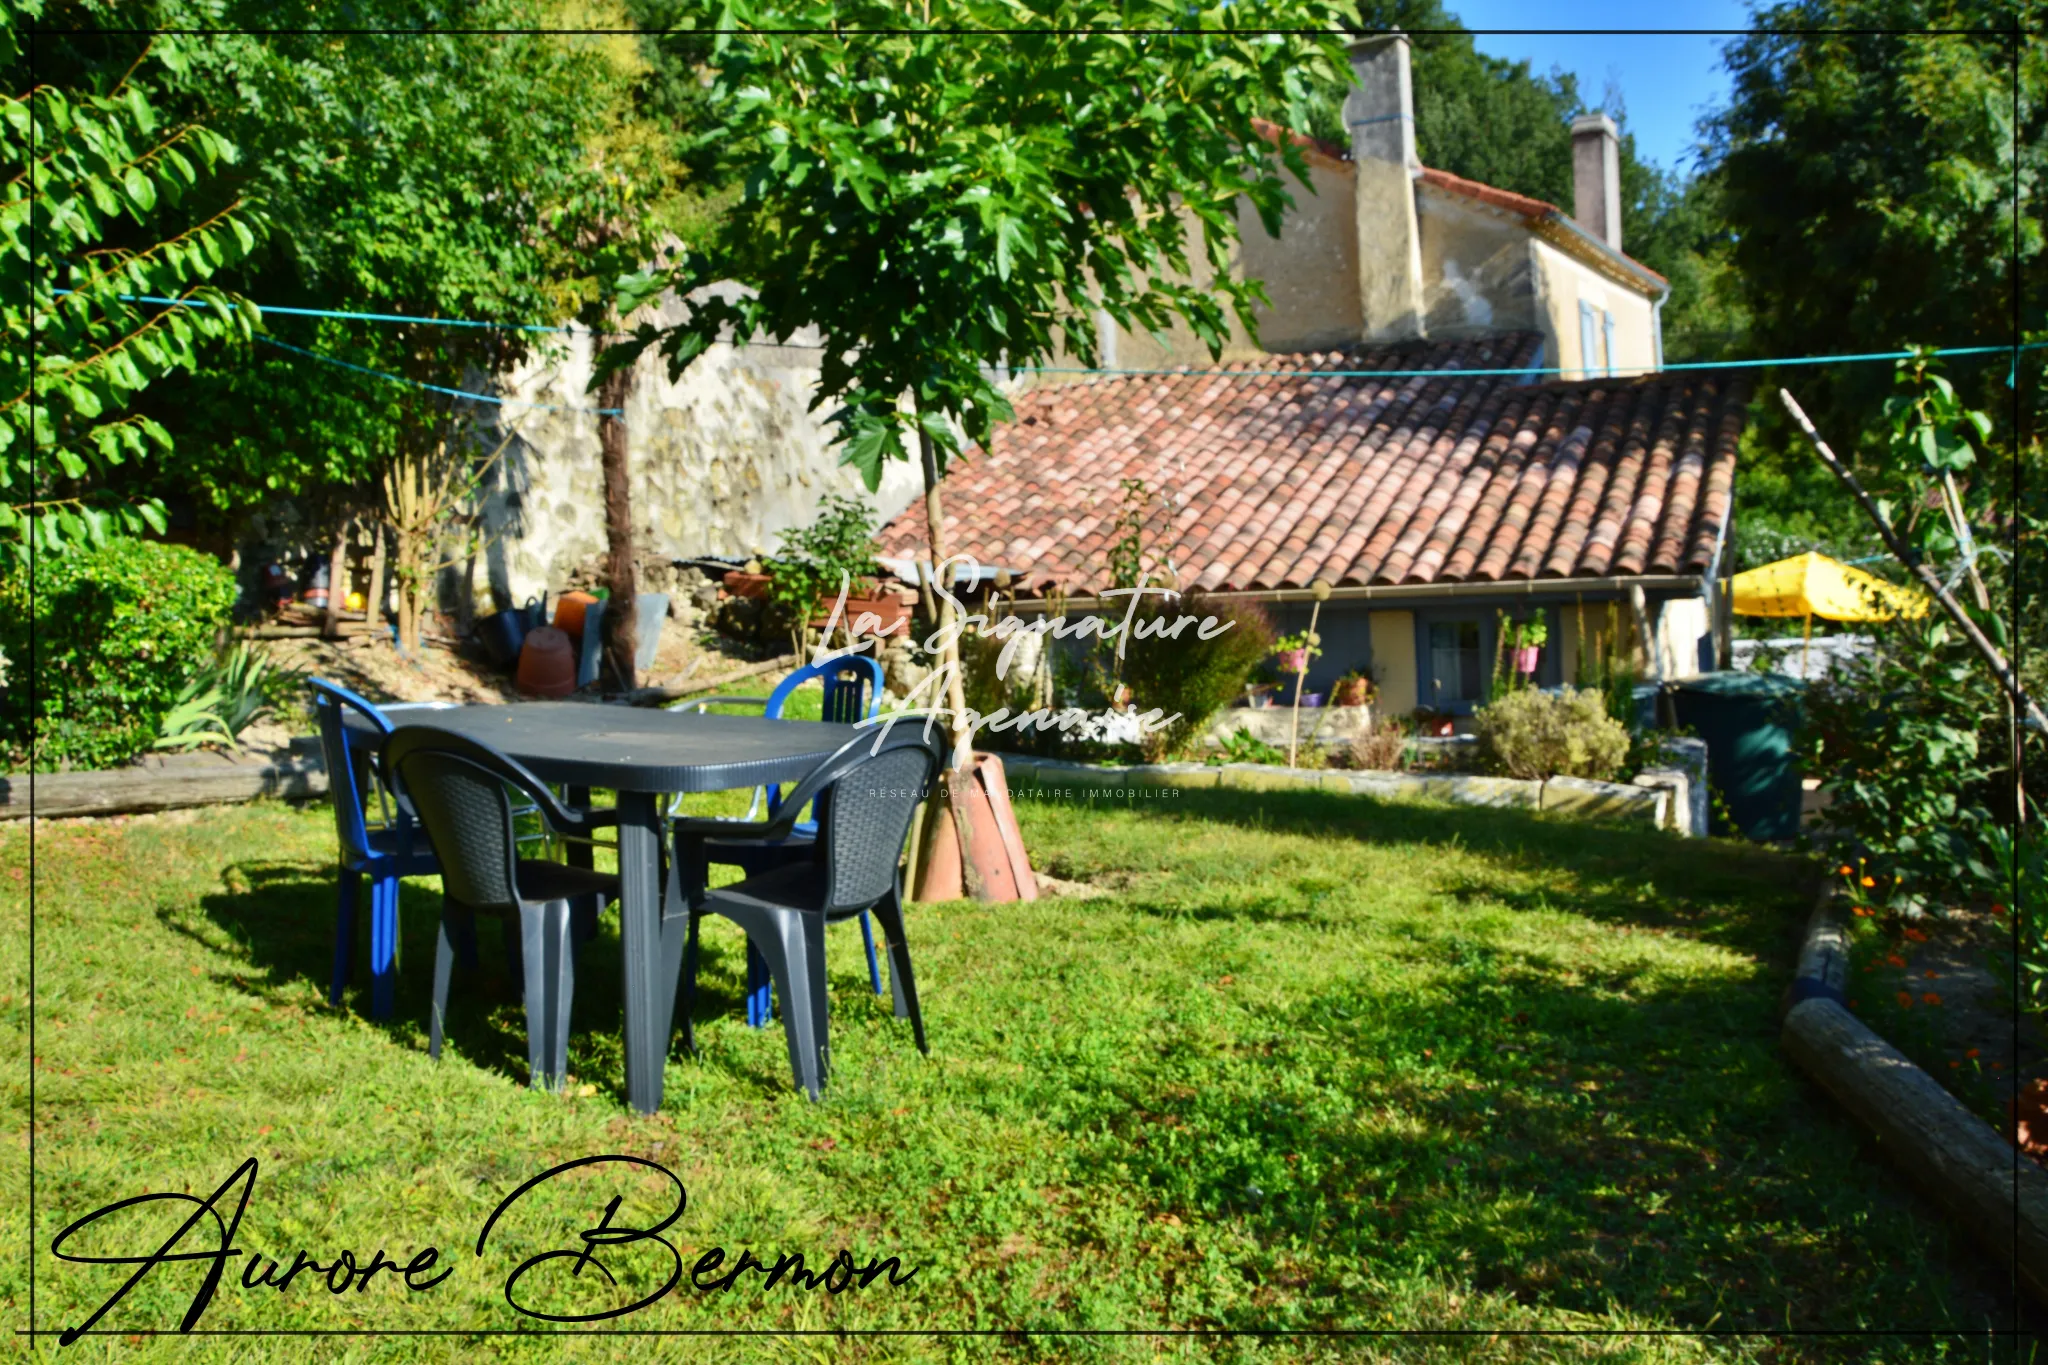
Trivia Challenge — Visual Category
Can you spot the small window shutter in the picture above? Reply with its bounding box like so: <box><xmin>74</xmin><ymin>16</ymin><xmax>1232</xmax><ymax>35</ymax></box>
<box><xmin>1578</xmin><ymin>300</ymin><xmax>1597</xmax><ymax>380</ymax></box>
<box><xmin>1602</xmin><ymin>309</ymin><xmax>1617</xmax><ymax>378</ymax></box>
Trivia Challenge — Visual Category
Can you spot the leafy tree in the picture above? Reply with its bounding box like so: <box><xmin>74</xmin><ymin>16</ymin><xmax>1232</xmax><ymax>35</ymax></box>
<box><xmin>1706</xmin><ymin>0</ymin><xmax>2044</xmax><ymax>467</ymax></box>
<box><xmin>2</xmin><ymin>14</ymin><xmax>261</xmax><ymax>560</ymax></box>
<box><xmin>609</xmin><ymin>0</ymin><xmax>1345</xmax><ymax>887</ymax></box>
<box><xmin>34</xmin><ymin>3</ymin><xmax>621</xmax><ymax>538</ymax></box>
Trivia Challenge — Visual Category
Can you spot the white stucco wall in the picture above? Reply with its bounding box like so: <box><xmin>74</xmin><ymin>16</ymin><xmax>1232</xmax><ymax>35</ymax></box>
<box><xmin>1528</xmin><ymin>237</ymin><xmax>1660</xmax><ymax>381</ymax></box>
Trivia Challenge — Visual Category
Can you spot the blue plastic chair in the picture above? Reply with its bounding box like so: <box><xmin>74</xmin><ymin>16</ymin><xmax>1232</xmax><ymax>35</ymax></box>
<box><xmin>672</xmin><ymin>652</ymin><xmax>888</xmax><ymax>1027</ymax></box>
<box><xmin>311</xmin><ymin>679</ymin><xmax>444</xmax><ymax>1020</ymax></box>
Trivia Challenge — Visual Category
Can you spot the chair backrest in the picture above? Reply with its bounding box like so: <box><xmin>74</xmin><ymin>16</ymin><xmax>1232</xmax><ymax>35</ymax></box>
<box><xmin>310</xmin><ymin>678</ymin><xmax>391</xmax><ymax>860</ymax></box>
<box><xmin>385</xmin><ymin>727</ymin><xmax>578</xmax><ymax>912</ymax></box>
<box><xmin>767</xmin><ymin>724</ymin><xmax>942</xmax><ymax>913</ymax></box>
<box><xmin>763</xmin><ymin>653</ymin><xmax>886</xmax><ymax>724</ymax></box>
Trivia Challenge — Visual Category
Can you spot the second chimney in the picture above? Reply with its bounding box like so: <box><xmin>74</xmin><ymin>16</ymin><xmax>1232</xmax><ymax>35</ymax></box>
<box><xmin>1570</xmin><ymin>112</ymin><xmax>1622</xmax><ymax>252</ymax></box>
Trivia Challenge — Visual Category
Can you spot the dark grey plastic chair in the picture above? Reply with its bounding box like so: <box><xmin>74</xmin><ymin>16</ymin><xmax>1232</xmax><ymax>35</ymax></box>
<box><xmin>674</xmin><ymin>724</ymin><xmax>942</xmax><ymax>1099</ymax></box>
<box><xmin>386</xmin><ymin>726</ymin><xmax>621</xmax><ymax>1092</ymax></box>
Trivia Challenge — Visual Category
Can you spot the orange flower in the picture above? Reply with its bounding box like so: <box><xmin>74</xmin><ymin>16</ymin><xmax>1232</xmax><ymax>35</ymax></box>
<box><xmin>1922</xmin><ymin>992</ymin><xmax>1942</xmax><ymax>1006</ymax></box>
<box><xmin>1885</xmin><ymin>954</ymin><xmax>1907</xmax><ymax>968</ymax></box>
<box><xmin>1860</xmin><ymin>875</ymin><xmax>1877</xmax><ymax>888</ymax></box>
<box><xmin>1853</xmin><ymin>906</ymin><xmax>1874</xmax><ymax>918</ymax></box>
<box><xmin>1923</xmin><ymin>970</ymin><xmax>1940</xmax><ymax>980</ymax></box>
<box><xmin>1838</xmin><ymin>865</ymin><xmax>1854</xmax><ymax>877</ymax></box>
<box><xmin>1903</xmin><ymin>927</ymin><xmax>1929</xmax><ymax>942</ymax></box>
<box><xmin>1967</xmin><ymin>1048</ymin><xmax>1981</xmax><ymax>1058</ymax></box>
<box><xmin>1897</xmin><ymin>991</ymin><xmax>1914</xmax><ymax>1009</ymax></box>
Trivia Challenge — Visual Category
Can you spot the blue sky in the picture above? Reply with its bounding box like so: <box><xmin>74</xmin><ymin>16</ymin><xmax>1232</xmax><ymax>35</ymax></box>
<box><xmin>1443</xmin><ymin>0</ymin><xmax>1758</xmax><ymax>176</ymax></box>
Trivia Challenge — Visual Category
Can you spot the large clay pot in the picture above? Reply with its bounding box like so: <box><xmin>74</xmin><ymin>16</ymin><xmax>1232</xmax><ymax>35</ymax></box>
<box><xmin>722</xmin><ymin>571</ymin><xmax>772</xmax><ymax>600</ymax></box>
<box><xmin>913</xmin><ymin>752</ymin><xmax>1038</xmax><ymax>904</ymax></box>
<box><xmin>551</xmin><ymin>591</ymin><xmax>600</xmax><ymax>644</ymax></box>
<box><xmin>1334</xmin><ymin>678</ymin><xmax>1372</xmax><ymax>707</ymax></box>
<box><xmin>811</xmin><ymin>590</ymin><xmax>910</xmax><ymax>637</ymax></box>
<box><xmin>516</xmin><ymin>626</ymin><xmax>577</xmax><ymax>698</ymax></box>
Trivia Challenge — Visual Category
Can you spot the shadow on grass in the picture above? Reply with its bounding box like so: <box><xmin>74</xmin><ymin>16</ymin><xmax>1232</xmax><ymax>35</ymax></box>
<box><xmin>179</xmin><ymin>857</ymin><xmax>888</xmax><ymax>1102</ymax></box>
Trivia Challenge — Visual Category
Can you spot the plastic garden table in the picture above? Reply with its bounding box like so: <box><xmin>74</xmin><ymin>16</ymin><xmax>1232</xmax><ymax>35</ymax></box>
<box><xmin>353</xmin><ymin>701</ymin><xmax>867</xmax><ymax>1113</ymax></box>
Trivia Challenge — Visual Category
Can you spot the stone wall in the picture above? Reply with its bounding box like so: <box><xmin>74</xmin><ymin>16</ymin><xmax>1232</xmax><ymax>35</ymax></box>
<box><xmin>467</xmin><ymin>285</ymin><xmax>930</xmax><ymax>609</ymax></box>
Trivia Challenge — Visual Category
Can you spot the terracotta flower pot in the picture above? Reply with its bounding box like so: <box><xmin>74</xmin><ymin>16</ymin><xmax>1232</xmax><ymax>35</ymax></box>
<box><xmin>516</xmin><ymin>626</ymin><xmax>577</xmax><ymax>698</ymax></box>
<box><xmin>812</xmin><ymin>591</ymin><xmax>910</xmax><ymax>636</ymax></box>
<box><xmin>1334</xmin><ymin>679</ymin><xmax>1372</xmax><ymax>707</ymax></box>
<box><xmin>722</xmin><ymin>571</ymin><xmax>772</xmax><ymax>600</ymax></box>
<box><xmin>913</xmin><ymin>753</ymin><xmax>1039</xmax><ymax>904</ymax></box>
<box><xmin>551</xmin><ymin>591</ymin><xmax>600</xmax><ymax>644</ymax></box>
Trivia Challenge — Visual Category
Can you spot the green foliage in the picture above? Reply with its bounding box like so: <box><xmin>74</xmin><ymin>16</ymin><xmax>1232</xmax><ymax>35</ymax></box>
<box><xmin>151</xmin><ymin>642</ymin><xmax>275</xmax><ymax>752</ymax></box>
<box><xmin>1707</xmin><ymin>0</ymin><xmax>2046</xmax><ymax>460</ymax></box>
<box><xmin>1795</xmin><ymin>361</ymin><xmax>2042</xmax><ymax>920</ymax></box>
<box><xmin>34</xmin><ymin>1</ymin><xmax>627</xmax><ymax>521</ymax></box>
<box><xmin>1571</xmin><ymin>598</ymin><xmax>1641</xmax><ymax>734</ymax></box>
<box><xmin>1</xmin><ymin>18</ymin><xmax>262</xmax><ymax>559</ymax></box>
<box><xmin>766</xmin><ymin>494</ymin><xmax>881</xmax><ymax>609</ymax></box>
<box><xmin>1473</xmin><ymin>686</ymin><xmax>1631</xmax><ymax>784</ymax></box>
<box><xmin>1986</xmin><ymin>828</ymin><xmax>2048</xmax><ymax>1019</ymax></box>
<box><xmin>608</xmin><ymin>0</ymin><xmax>1349</xmax><ymax>491</ymax></box>
<box><xmin>0</xmin><ymin>535</ymin><xmax>238</xmax><ymax>770</ymax></box>
<box><xmin>1118</xmin><ymin>594</ymin><xmax>1276</xmax><ymax>761</ymax></box>
<box><xmin>1207</xmin><ymin>727</ymin><xmax>1287</xmax><ymax>767</ymax></box>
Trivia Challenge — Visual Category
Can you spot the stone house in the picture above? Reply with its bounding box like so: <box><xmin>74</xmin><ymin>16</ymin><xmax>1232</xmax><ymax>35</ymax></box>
<box><xmin>875</xmin><ymin>34</ymin><xmax>1745</xmax><ymax>716</ymax></box>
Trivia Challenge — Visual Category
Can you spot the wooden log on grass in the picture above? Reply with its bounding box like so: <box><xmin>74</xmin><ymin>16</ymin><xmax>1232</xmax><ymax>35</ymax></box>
<box><xmin>0</xmin><ymin>754</ymin><xmax>329</xmax><ymax>821</ymax></box>
<box><xmin>1783</xmin><ymin>996</ymin><xmax>2048</xmax><ymax>1303</ymax></box>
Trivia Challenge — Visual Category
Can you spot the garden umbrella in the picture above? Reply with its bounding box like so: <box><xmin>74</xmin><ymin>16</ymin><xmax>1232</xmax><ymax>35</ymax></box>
<box><xmin>1726</xmin><ymin>551</ymin><xmax>1930</xmax><ymax>677</ymax></box>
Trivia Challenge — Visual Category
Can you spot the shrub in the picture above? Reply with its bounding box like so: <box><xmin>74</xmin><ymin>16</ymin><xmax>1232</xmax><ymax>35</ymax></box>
<box><xmin>1117</xmin><ymin>593</ymin><xmax>1274</xmax><ymax>761</ymax></box>
<box><xmin>1472</xmin><ymin>686</ymin><xmax>1630</xmax><ymax>782</ymax></box>
<box><xmin>1347</xmin><ymin>717</ymin><xmax>1413</xmax><ymax>772</ymax></box>
<box><xmin>0</xmin><ymin>537</ymin><xmax>239</xmax><ymax>771</ymax></box>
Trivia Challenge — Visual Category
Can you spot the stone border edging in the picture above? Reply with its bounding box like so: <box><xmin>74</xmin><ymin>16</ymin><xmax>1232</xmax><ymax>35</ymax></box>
<box><xmin>1780</xmin><ymin>889</ymin><xmax>2048</xmax><ymax>1303</ymax></box>
<box><xmin>994</xmin><ymin>753</ymin><xmax>1677</xmax><ymax>829</ymax></box>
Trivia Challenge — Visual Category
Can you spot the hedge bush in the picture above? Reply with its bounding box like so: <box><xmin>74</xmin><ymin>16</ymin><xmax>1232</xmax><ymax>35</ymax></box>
<box><xmin>1117</xmin><ymin>592</ymin><xmax>1275</xmax><ymax>761</ymax></box>
<box><xmin>1473</xmin><ymin>685</ymin><xmax>1630</xmax><ymax>783</ymax></box>
<box><xmin>0</xmin><ymin>538</ymin><xmax>239</xmax><ymax>771</ymax></box>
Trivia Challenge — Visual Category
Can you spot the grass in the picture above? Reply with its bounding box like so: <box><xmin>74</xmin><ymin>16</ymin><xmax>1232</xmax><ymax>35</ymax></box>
<box><xmin>0</xmin><ymin>773</ymin><xmax>2026</xmax><ymax>1362</ymax></box>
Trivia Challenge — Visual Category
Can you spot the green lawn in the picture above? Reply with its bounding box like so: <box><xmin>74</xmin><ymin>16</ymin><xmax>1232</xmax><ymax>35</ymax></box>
<box><xmin>0</xmin><ymin>779</ymin><xmax>2018</xmax><ymax>1362</ymax></box>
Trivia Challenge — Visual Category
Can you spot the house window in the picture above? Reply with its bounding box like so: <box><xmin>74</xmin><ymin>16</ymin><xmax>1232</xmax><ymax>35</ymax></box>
<box><xmin>1425</xmin><ymin>619</ymin><xmax>1484</xmax><ymax>709</ymax></box>
<box><xmin>1601</xmin><ymin>308</ymin><xmax>1617</xmax><ymax>378</ymax></box>
<box><xmin>1578</xmin><ymin>300</ymin><xmax>1597</xmax><ymax>380</ymax></box>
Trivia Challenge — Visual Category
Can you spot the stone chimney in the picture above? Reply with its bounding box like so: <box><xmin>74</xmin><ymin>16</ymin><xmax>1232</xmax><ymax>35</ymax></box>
<box><xmin>1570</xmin><ymin>112</ymin><xmax>1622</xmax><ymax>252</ymax></box>
<box><xmin>1345</xmin><ymin>33</ymin><xmax>1427</xmax><ymax>343</ymax></box>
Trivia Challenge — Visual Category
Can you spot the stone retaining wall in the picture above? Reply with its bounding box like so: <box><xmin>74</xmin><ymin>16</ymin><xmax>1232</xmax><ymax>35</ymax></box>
<box><xmin>995</xmin><ymin>753</ymin><xmax>1680</xmax><ymax>831</ymax></box>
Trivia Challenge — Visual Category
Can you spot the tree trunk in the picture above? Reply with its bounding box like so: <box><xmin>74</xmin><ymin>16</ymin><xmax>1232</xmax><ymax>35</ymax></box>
<box><xmin>364</xmin><ymin>523</ymin><xmax>387</xmax><ymax>637</ymax></box>
<box><xmin>914</xmin><ymin>416</ymin><xmax>986</xmax><ymax>901</ymax></box>
<box><xmin>322</xmin><ymin>520</ymin><xmax>349</xmax><ymax>640</ymax></box>
<box><xmin>598</xmin><ymin>359</ymin><xmax>638</xmax><ymax>689</ymax></box>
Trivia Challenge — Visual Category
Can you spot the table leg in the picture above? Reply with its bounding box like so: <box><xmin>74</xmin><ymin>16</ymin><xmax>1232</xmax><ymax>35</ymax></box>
<box><xmin>564</xmin><ymin>785</ymin><xmax>593</xmax><ymax>870</ymax></box>
<box><xmin>618</xmin><ymin>791</ymin><xmax>687</xmax><ymax>1114</ymax></box>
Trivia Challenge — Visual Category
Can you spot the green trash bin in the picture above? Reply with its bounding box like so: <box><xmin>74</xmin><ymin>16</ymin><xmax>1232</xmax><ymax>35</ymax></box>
<box><xmin>1667</xmin><ymin>671</ymin><xmax>1805</xmax><ymax>841</ymax></box>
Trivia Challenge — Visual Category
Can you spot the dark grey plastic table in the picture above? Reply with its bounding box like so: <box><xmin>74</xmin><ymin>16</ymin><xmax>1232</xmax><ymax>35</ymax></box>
<box><xmin>355</xmin><ymin>702</ymin><xmax>866</xmax><ymax>1113</ymax></box>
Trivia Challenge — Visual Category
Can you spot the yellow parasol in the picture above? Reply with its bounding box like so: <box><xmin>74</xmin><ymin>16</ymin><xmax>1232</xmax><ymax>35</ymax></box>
<box><xmin>1728</xmin><ymin>552</ymin><xmax>1930</xmax><ymax>622</ymax></box>
<box><xmin>1726</xmin><ymin>551</ymin><xmax>1930</xmax><ymax>678</ymax></box>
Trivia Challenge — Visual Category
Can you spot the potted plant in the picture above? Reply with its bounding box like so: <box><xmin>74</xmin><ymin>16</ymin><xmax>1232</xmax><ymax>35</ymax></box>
<box><xmin>1333</xmin><ymin>669</ymin><xmax>1374</xmax><ymax>708</ymax></box>
<box><xmin>1271</xmin><ymin>631</ymin><xmax>1322</xmax><ymax>676</ymax></box>
<box><xmin>1509</xmin><ymin>617</ymin><xmax>1548</xmax><ymax>675</ymax></box>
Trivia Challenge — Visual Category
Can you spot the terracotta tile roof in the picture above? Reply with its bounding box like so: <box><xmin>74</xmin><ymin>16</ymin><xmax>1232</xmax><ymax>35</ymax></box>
<box><xmin>878</xmin><ymin>334</ymin><xmax>1746</xmax><ymax>597</ymax></box>
<box><xmin>1416</xmin><ymin>165</ymin><xmax>1558</xmax><ymax>223</ymax></box>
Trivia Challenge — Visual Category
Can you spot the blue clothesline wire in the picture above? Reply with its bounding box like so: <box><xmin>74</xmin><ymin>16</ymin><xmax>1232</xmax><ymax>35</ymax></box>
<box><xmin>255</xmin><ymin>338</ymin><xmax>623</xmax><ymax>416</ymax></box>
<box><xmin>53</xmin><ymin>287</ymin><xmax>2044</xmax><ymax>407</ymax></box>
